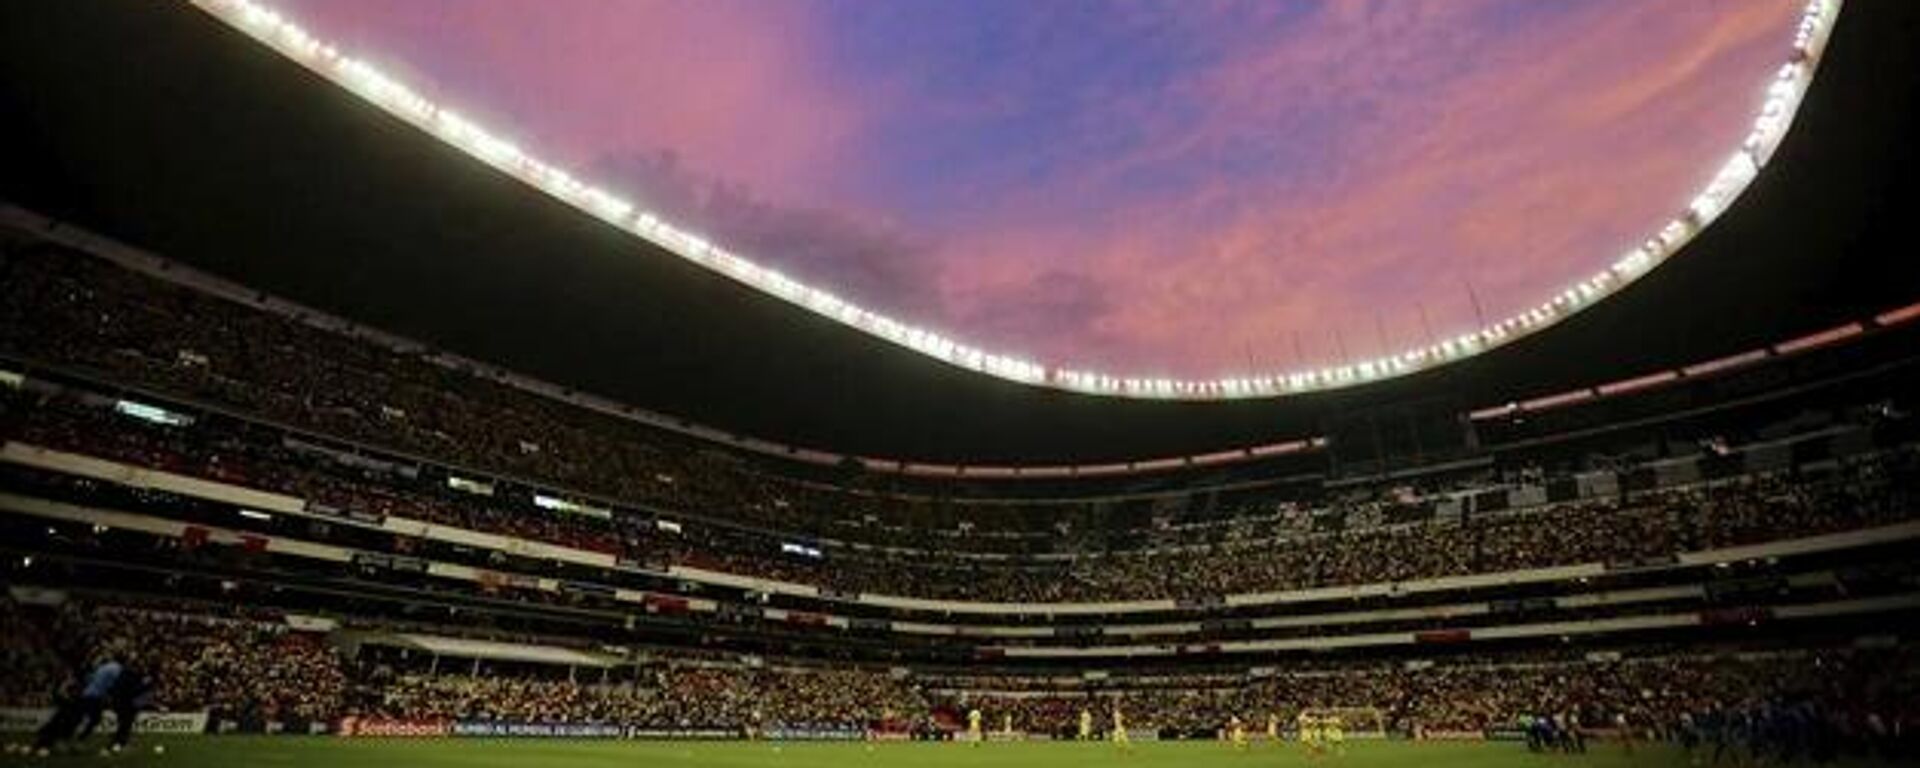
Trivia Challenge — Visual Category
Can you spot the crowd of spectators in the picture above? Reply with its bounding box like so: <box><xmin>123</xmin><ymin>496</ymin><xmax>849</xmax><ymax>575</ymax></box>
<box><xmin>935</xmin><ymin>647</ymin><xmax>1920</xmax><ymax>755</ymax></box>
<box><xmin>0</xmin><ymin>244</ymin><xmax>972</xmax><ymax>540</ymax></box>
<box><xmin>5</xmin><ymin>377</ymin><xmax>1916</xmax><ymax>605</ymax></box>
<box><xmin>0</xmin><ymin>599</ymin><xmax>345</xmax><ymax>723</ymax></box>
<box><xmin>1022</xmin><ymin>466</ymin><xmax>1918</xmax><ymax>602</ymax></box>
<box><xmin>356</xmin><ymin>665</ymin><xmax>922</xmax><ymax>730</ymax></box>
<box><xmin>5</xmin><ymin>596</ymin><xmax>1913</xmax><ymax>759</ymax></box>
<box><xmin>3</xmin><ymin>243</ymin><xmax>1917</xmax><ymax>605</ymax></box>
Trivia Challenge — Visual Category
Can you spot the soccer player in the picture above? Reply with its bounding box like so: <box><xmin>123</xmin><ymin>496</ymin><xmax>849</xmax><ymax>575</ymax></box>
<box><xmin>1267</xmin><ymin>712</ymin><xmax>1281</xmax><ymax>744</ymax></box>
<box><xmin>1298</xmin><ymin>713</ymin><xmax>1323</xmax><ymax>760</ymax></box>
<box><xmin>32</xmin><ymin>655</ymin><xmax>130</xmax><ymax>755</ymax></box>
<box><xmin>1325</xmin><ymin>714</ymin><xmax>1346</xmax><ymax>755</ymax></box>
<box><xmin>80</xmin><ymin>661</ymin><xmax>151</xmax><ymax>754</ymax></box>
<box><xmin>1615</xmin><ymin>712</ymin><xmax>1637</xmax><ymax>755</ymax></box>
<box><xmin>1228</xmin><ymin>715</ymin><xmax>1248</xmax><ymax>750</ymax></box>
<box><xmin>1079</xmin><ymin>708</ymin><xmax>1094</xmax><ymax>741</ymax></box>
<box><xmin>1111</xmin><ymin>707</ymin><xmax>1131</xmax><ymax>751</ymax></box>
<box><xmin>1677</xmin><ymin>711</ymin><xmax>1700</xmax><ymax>762</ymax></box>
<box><xmin>967</xmin><ymin>707</ymin><xmax>983</xmax><ymax>746</ymax></box>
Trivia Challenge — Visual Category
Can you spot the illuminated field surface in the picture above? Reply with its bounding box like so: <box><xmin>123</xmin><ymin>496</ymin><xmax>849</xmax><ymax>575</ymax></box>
<box><xmin>0</xmin><ymin>739</ymin><xmax>1908</xmax><ymax>768</ymax></box>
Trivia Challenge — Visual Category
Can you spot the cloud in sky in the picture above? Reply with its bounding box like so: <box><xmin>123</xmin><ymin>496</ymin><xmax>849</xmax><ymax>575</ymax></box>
<box><xmin>273</xmin><ymin>0</ymin><xmax>1803</xmax><ymax>377</ymax></box>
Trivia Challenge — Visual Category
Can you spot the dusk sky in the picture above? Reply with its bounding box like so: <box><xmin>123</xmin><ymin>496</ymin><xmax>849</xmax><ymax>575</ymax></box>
<box><xmin>273</xmin><ymin>0</ymin><xmax>1802</xmax><ymax>379</ymax></box>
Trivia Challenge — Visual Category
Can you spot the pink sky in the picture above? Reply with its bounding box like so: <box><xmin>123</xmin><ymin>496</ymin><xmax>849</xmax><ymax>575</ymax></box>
<box><xmin>274</xmin><ymin>0</ymin><xmax>1803</xmax><ymax>378</ymax></box>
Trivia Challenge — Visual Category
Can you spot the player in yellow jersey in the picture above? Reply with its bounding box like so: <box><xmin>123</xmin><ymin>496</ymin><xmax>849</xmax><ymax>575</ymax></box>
<box><xmin>1228</xmin><ymin>715</ymin><xmax>1249</xmax><ymax>750</ymax></box>
<box><xmin>1325</xmin><ymin>715</ymin><xmax>1346</xmax><ymax>755</ymax></box>
<box><xmin>1002</xmin><ymin>713</ymin><xmax>1013</xmax><ymax>737</ymax></box>
<box><xmin>1111</xmin><ymin>708</ymin><xmax>1131</xmax><ymax>750</ymax></box>
<box><xmin>966</xmin><ymin>708</ymin><xmax>983</xmax><ymax>746</ymax></box>
<box><xmin>1079</xmin><ymin>708</ymin><xmax>1094</xmax><ymax>741</ymax></box>
<box><xmin>1298</xmin><ymin>714</ymin><xmax>1323</xmax><ymax>759</ymax></box>
<box><xmin>1267</xmin><ymin>713</ymin><xmax>1281</xmax><ymax>744</ymax></box>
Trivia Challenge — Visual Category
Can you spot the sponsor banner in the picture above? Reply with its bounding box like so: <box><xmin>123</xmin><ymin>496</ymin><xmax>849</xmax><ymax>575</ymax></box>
<box><xmin>1414</xmin><ymin>629</ymin><xmax>1471</xmax><ymax>644</ymax></box>
<box><xmin>285</xmin><ymin>614</ymin><xmax>338</xmax><ymax>632</ymax></box>
<box><xmin>867</xmin><ymin>730</ymin><xmax>912</xmax><ymax>742</ymax></box>
<box><xmin>0</xmin><ymin>709</ymin><xmax>208</xmax><ymax>734</ymax></box>
<box><xmin>352</xmin><ymin>552</ymin><xmax>429</xmax><ymax>574</ymax></box>
<box><xmin>351</xmin><ymin>552</ymin><xmax>420</xmax><ymax>571</ymax></box>
<box><xmin>6</xmin><ymin>709</ymin><xmax>85</xmax><ymax>734</ymax></box>
<box><xmin>8</xmin><ymin>586</ymin><xmax>68</xmax><ymax>606</ymax></box>
<box><xmin>128</xmin><ymin>712</ymin><xmax>211</xmax><ymax>734</ymax></box>
<box><xmin>563</xmin><ymin>581</ymin><xmax>615</xmax><ymax>598</ymax></box>
<box><xmin>1419</xmin><ymin>730</ymin><xmax>1486</xmax><ymax>741</ymax></box>
<box><xmin>626</xmin><ymin>728</ymin><xmax>738</xmax><ymax>740</ymax></box>
<box><xmin>312</xmin><ymin>503</ymin><xmax>387</xmax><ymax>524</ymax></box>
<box><xmin>452</xmin><ymin>721</ymin><xmax>626</xmax><ymax>739</ymax></box>
<box><xmin>504</xmin><ymin>573</ymin><xmax>541</xmax><ymax>589</ymax></box>
<box><xmin>764</xmin><ymin>726</ymin><xmax>864</xmax><ymax>741</ymax></box>
<box><xmin>216</xmin><ymin>719</ymin><xmax>331</xmax><ymax>735</ymax></box>
<box><xmin>347</xmin><ymin>508</ymin><xmax>387</xmax><ymax>524</ymax></box>
<box><xmin>301</xmin><ymin>501</ymin><xmax>345</xmax><ymax>521</ymax></box>
<box><xmin>336</xmin><ymin>717</ymin><xmax>449</xmax><ymax>738</ymax></box>
<box><xmin>714</xmin><ymin>602</ymin><xmax>757</xmax><ymax>619</ymax></box>
<box><xmin>1483</xmin><ymin>727</ymin><xmax>1528</xmax><ymax>742</ymax></box>
<box><xmin>1604</xmin><ymin>554</ymin><xmax>1679</xmax><ymax>572</ymax></box>
<box><xmin>1489</xmin><ymin>597</ymin><xmax>1555</xmax><ymax>614</ymax></box>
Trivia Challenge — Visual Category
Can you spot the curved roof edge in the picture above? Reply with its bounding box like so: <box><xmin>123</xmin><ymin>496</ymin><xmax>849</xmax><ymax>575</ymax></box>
<box><xmin>187</xmin><ymin>0</ymin><xmax>1844</xmax><ymax>401</ymax></box>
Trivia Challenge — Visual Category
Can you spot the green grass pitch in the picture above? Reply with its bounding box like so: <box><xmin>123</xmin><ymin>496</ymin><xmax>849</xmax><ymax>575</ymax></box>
<box><xmin>0</xmin><ymin>737</ymin><xmax>1908</xmax><ymax>768</ymax></box>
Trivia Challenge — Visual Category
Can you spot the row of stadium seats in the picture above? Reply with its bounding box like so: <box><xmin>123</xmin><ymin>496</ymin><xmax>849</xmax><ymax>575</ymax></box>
<box><xmin>4</xmin><ymin>378</ymin><xmax>1915</xmax><ymax>606</ymax></box>
<box><xmin>4</xmin><ymin>435</ymin><xmax>1915</xmax><ymax>668</ymax></box>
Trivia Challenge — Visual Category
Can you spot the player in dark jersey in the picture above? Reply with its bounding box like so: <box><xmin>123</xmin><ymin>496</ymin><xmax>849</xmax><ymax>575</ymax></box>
<box><xmin>81</xmin><ymin>660</ymin><xmax>153</xmax><ymax>753</ymax></box>
<box><xmin>33</xmin><ymin>657</ymin><xmax>121</xmax><ymax>755</ymax></box>
<box><xmin>31</xmin><ymin>654</ymin><xmax>153</xmax><ymax>755</ymax></box>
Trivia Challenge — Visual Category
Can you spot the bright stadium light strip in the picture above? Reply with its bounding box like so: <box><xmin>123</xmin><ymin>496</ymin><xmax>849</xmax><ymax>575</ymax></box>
<box><xmin>189</xmin><ymin>0</ymin><xmax>1842</xmax><ymax>401</ymax></box>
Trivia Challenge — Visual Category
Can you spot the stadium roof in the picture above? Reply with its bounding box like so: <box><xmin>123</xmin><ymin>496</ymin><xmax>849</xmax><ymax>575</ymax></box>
<box><xmin>190</xmin><ymin>0</ymin><xmax>1828</xmax><ymax>394</ymax></box>
<box><xmin>1</xmin><ymin>1</ymin><xmax>1915</xmax><ymax>464</ymax></box>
